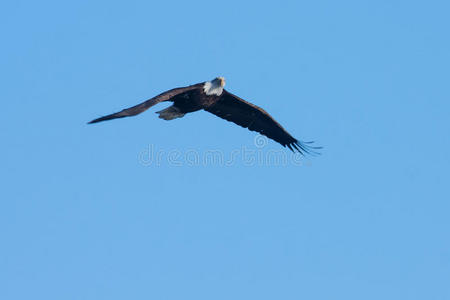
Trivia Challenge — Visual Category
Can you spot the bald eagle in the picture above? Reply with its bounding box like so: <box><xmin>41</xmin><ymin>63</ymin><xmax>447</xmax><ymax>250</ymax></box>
<box><xmin>88</xmin><ymin>77</ymin><xmax>320</xmax><ymax>154</ymax></box>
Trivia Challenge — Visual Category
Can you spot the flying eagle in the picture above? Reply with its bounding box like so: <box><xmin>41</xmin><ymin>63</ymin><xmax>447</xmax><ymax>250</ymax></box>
<box><xmin>88</xmin><ymin>77</ymin><xmax>320</xmax><ymax>154</ymax></box>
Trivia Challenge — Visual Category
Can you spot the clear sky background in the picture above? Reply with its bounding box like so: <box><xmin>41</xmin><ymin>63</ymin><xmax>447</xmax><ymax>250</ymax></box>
<box><xmin>1</xmin><ymin>0</ymin><xmax>449</xmax><ymax>299</ymax></box>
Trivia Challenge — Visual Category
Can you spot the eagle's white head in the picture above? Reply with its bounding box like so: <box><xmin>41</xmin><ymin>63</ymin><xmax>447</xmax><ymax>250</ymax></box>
<box><xmin>204</xmin><ymin>76</ymin><xmax>226</xmax><ymax>96</ymax></box>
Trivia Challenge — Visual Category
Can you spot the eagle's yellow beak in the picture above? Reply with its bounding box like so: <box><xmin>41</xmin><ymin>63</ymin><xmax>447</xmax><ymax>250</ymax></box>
<box><xmin>218</xmin><ymin>77</ymin><xmax>226</xmax><ymax>87</ymax></box>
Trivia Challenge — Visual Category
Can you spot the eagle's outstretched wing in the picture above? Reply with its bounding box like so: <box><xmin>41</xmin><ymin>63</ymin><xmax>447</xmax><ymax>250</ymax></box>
<box><xmin>88</xmin><ymin>83</ymin><xmax>203</xmax><ymax>124</ymax></box>
<box><xmin>205</xmin><ymin>90</ymin><xmax>320</xmax><ymax>155</ymax></box>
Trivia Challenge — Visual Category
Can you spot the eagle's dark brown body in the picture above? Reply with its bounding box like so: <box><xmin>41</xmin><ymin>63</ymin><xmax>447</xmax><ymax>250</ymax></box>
<box><xmin>88</xmin><ymin>77</ymin><xmax>320</xmax><ymax>155</ymax></box>
<box><xmin>171</xmin><ymin>87</ymin><xmax>219</xmax><ymax>113</ymax></box>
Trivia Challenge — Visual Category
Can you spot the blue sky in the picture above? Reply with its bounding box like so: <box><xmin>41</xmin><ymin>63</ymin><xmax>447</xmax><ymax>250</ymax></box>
<box><xmin>1</xmin><ymin>0</ymin><xmax>449</xmax><ymax>299</ymax></box>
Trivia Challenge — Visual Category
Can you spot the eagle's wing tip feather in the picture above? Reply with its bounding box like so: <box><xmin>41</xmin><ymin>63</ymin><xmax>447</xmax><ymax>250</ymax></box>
<box><xmin>291</xmin><ymin>140</ymin><xmax>322</xmax><ymax>156</ymax></box>
<box><xmin>88</xmin><ymin>118</ymin><xmax>102</xmax><ymax>124</ymax></box>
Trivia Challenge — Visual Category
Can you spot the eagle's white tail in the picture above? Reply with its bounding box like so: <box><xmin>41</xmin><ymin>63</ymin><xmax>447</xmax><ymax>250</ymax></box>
<box><xmin>156</xmin><ymin>105</ymin><xmax>185</xmax><ymax>120</ymax></box>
